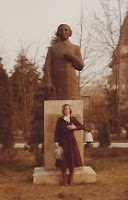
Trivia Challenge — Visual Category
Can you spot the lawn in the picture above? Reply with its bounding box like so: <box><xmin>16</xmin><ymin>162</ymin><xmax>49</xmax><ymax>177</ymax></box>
<box><xmin>0</xmin><ymin>148</ymin><xmax>128</xmax><ymax>200</ymax></box>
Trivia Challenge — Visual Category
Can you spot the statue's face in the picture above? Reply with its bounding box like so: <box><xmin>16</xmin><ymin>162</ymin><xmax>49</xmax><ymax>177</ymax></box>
<box><xmin>57</xmin><ymin>25</ymin><xmax>71</xmax><ymax>40</ymax></box>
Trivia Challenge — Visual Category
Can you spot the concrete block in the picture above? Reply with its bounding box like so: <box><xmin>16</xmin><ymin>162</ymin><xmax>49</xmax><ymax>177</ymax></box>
<box><xmin>33</xmin><ymin>166</ymin><xmax>96</xmax><ymax>184</ymax></box>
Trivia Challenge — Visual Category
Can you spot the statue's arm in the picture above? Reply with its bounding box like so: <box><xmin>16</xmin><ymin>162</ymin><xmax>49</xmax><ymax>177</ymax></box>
<box><xmin>73</xmin><ymin>46</ymin><xmax>84</xmax><ymax>71</ymax></box>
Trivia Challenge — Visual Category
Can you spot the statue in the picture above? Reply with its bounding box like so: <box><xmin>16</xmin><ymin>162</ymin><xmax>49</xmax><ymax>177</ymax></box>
<box><xmin>33</xmin><ymin>25</ymin><xmax>96</xmax><ymax>185</ymax></box>
<box><xmin>44</xmin><ymin>24</ymin><xmax>84</xmax><ymax>100</ymax></box>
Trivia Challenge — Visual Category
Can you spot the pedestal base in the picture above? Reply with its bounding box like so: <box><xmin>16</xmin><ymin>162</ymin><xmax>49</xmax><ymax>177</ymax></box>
<box><xmin>33</xmin><ymin>167</ymin><xmax>96</xmax><ymax>184</ymax></box>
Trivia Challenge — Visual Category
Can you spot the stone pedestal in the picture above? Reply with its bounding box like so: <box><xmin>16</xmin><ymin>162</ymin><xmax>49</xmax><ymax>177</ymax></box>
<box><xmin>33</xmin><ymin>100</ymin><xmax>96</xmax><ymax>184</ymax></box>
<box><xmin>33</xmin><ymin>166</ymin><xmax>96</xmax><ymax>184</ymax></box>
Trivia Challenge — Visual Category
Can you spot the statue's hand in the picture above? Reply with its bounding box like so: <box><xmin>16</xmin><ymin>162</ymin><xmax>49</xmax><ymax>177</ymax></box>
<box><xmin>63</xmin><ymin>52</ymin><xmax>75</xmax><ymax>62</ymax></box>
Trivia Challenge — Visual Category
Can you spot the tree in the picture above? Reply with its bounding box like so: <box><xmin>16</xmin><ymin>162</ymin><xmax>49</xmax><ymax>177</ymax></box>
<box><xmin>75</xmin><ymin>7</ymin><xmax>96</xmax><ymax>87</ymax></box>
<box><xmin>99</xmin><ymin>122</ymin><xmax>111</xmax><ymax>148</ymax></box>
<box><xmin>10</xmin><ymin>52</ymin><xmax>40</xmax><ymax>140</ymax></box>
<box><xmin>0</xmin><ymin>58</ymin><xmax>14</xmax><ymax>153</ymax></box>
<box><xmin>28</xmin><ymin>78</ymin><xmax>44</xmax><ymax>165</ymax></box>
<box><xmin>105</xmin><ymin>88</ymin><xmax>117</xmax><ymax>133</ymax></box>
<box><xmin>76</xmin><ymin>0</ymin><xmax>128</xmax><ymax>136</ymax></box>
<box><xmin>89</xmin><ymin>0</ymin><xmax>128</xmax><ymax>56</ymax></box>
<box><xmin>75</xmin><ymin>0</ymin><xmax>128</xmax><ymax>92</ymax></box>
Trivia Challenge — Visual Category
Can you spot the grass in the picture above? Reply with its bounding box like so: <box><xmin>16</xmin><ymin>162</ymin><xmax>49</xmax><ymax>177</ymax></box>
<box><xmin>0</xmin><ymin>148</ymin><xmax>128</xmax><ymax>200</ymax></box>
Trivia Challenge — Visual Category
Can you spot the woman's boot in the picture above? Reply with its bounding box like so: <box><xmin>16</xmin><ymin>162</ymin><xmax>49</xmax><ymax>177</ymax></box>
<box><xmin>61</xmin><ymin>169</ymin><xmax>68</xmax><ymax>186</ymax></box>
<box><xmin>69</xmin><ymin>168</ymin><xmax>74</xmax><ymax>186</ymax></box>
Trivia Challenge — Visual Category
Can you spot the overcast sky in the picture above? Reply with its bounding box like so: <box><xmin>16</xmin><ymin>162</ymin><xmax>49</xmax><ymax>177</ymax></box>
<box><xmin>0</xmin><ymin>0</ymin><xmax>100</xmax><ymax>72</ymax></box>
<box><xmin>0</xmin><ymin>0</ymin><xmax>127</xmax><ymax>83</ymax></box>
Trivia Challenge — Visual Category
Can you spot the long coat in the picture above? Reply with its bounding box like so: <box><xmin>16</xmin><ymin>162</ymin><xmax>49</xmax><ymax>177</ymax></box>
<box><xmin>54</xmin><ymin>116</ymin><xmax>84</xmax><ymax>169</ymax></box>
<box><xmin>44</xmin><ymin>40</ymin><xmax>84</xmax><ymax>100</ymax></box>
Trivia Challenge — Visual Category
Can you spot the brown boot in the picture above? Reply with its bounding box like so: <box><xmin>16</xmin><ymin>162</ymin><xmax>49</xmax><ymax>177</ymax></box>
<box><xmin>69</xmin><ymin>168</ymin><xmax>74</xmax><ymax>186</ymax></box>
<box><xmin>61</xmin><ymin>169</ymin><xmax>68</xmax><ymax>187</ymax></box>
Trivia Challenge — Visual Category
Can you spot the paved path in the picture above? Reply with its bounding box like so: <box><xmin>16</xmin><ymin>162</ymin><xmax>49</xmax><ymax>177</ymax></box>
<box><xmin>0</xmin><ymin>143</ymin><xmax>128</xmax><ymax>148</ymax></box>
<box><xmin>92</xmin><ymin>142</ymin><xmax>128</xmax><ymax>148</ymax></box>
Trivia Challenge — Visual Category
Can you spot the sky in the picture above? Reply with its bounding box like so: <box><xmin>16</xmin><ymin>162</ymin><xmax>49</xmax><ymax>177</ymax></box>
<box><xmin>0</xmin><ymin>0</ymin><xmax>99</xmax><ymax>72</ymax></box>
<box><xmin>0</xmin><ymin>0</ymin><xmax>127</xmax><ymax>84</ymax></box>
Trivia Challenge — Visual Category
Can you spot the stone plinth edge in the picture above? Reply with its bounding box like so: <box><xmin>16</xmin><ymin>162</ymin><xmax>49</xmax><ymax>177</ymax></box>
<box><xmin>33</xmin><ymin>166</ymin><xmax>96</xmax><ymax>184</ymax></box>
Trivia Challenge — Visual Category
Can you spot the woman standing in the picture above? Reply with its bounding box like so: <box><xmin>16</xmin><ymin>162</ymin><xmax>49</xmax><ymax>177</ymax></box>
<box><xmin>54</xmin><ymin>104</ymin><xmax>85</xmax><ymax>186</ymax></box>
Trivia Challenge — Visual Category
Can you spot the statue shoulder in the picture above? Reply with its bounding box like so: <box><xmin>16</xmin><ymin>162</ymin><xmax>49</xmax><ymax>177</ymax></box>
<box><xmin>74</xmin><ymin>44</ymin><xmax>81</xmax><ymax>50</ymax></box>
<box><xmin>47</xmin><ymin>44</ymin><xmax>57</xmax><ymax>54</ymax></box>
<box><xmin>70</xmin><ymin>43</ymin><xmax>80</xmax><ymax>50</ymax></box>
<box><xmin>49</xmin><ymin>43</ymin><xmax>59</xmax><ymax>51</ymax></box>
<box><xmin>46</xmin><ymin>46</ymin><xmax>52</xmax><ymax>54</ymax></box>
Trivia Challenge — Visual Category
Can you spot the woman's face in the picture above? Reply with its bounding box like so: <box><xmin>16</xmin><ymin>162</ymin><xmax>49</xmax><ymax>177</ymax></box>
<box><xmin>63</xmin><ymin>105</ymin><xmax>70</xmax><ymax>116</ymax></box>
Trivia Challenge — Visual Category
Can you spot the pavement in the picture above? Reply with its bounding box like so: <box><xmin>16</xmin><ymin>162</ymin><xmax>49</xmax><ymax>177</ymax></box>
<box><xmin>0</xmin><ymin>142</ymin><xmax>128</xmax><ymax>148</ymax></box>
<box><xmin>92</xmin><ymin>142</ymin><xmax>128</xmax><ymax>148</ymax></box>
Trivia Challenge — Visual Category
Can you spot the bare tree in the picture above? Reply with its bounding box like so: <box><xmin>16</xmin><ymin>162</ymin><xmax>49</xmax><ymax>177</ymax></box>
<box><xmin>75</xmin><ymin>0</ymin><xmax>128</xmax><ymax>94</ymax></box>
<box><xmin>76</xmin><ymin>0</ymin><xmax>128</xmax><ymax>135</ymax></box>
<box><xmin>75</xmin><ymin>7</ymin><xmax>99</xmax><ymax>88</ymax></box>
<box><xmin>89</xmin><ymin>0</ymin><xmax>127</xmax><ymax>53</ymax></box>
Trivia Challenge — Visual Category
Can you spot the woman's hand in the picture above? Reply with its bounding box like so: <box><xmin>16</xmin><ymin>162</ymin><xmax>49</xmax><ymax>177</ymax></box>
<box><xmin>67</xmin><ymin>124</ymin><xmax>77</xmax><ymax>130</ymax></box>
<box><xmin>55</xmin><ymin>142</ymin><xmax>59</xmax><ymax>148</ymax></box>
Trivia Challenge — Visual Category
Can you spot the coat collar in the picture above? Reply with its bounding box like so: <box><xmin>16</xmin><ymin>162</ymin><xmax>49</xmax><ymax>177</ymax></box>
<box><xmin>63</xmin><ymin>115</ymin><xmax>70</xmax><ymax>123</ymax></box>
<box><xmin>61</xmin><ymin>115</ymin><xmax>74</xmax><ymax>123</ymax></box>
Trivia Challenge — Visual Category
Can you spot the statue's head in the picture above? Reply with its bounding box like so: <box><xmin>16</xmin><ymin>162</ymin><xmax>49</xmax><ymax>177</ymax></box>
<box><xmin>56</xmin><ymin>24</ymin><xmax>72</xmax><ymax>40</ymax></box>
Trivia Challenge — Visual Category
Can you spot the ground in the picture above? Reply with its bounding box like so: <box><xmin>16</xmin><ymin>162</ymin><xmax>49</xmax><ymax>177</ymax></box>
<box><xmin>0</xmin><ymin>148</ymin><xmax>128</xmax><ymax>200</ymax></box>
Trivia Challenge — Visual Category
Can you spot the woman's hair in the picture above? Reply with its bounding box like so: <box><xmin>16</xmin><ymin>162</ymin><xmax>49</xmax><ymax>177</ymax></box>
<box><xmin>56</xmin><ymin>24</ymin><xmax>72</xmax><ymax>37</ymax></box>
<box><xmin>62</xmin><ymin>104</ymin><xmax>72</xmax><ymax>115</ymax></box>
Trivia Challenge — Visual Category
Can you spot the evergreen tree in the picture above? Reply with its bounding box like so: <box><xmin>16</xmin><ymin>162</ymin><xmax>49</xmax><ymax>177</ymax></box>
<box><xmin>10</xmin><ymin>53</ymin><xmax>40</xmax><ymax>140</ymax></box>
<box><xmin>99</xmin><ymin>122</ymin><xmax>111</xmax><ymax>148</ymax></box>
<box><xmin>0</xmin><ymin>58</ymin><xmax>14</xmax><ymax>152</ymax></box>
<box><xmin>105</xmin><ymin>88</ymin><xmax>117</xmax><ymax>133</ymax></box>
<box><xmin>28</xmin><ymin>78</ymin><xmax>44</xmax><ymax>165</ymax></box>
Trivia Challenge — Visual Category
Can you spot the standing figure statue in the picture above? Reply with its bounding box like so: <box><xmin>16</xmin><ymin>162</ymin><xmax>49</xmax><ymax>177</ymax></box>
<box><xmin>44</xmin><ymin>24</ymin><xmax>84</xmax><ymax>100</ymax></box>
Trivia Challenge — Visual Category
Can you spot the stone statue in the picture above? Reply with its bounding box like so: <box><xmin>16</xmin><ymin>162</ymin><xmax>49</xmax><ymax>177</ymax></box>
<box><xmin>44</xmin><ymin>24</ymin><xmax>84</xmax><ymax>100</ymax></box>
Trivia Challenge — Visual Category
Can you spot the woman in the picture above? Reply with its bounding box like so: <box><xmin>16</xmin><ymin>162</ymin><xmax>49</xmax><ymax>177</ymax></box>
<box><xmin>54</xmin><ymin>104</ymin><xmax>85</xmax><ymax>186</ymax></box>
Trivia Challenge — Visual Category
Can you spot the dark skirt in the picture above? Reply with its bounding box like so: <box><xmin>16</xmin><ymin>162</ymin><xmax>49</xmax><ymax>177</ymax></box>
<box><xmin>55</xmin><ymin>133</ymin><xmax>83</xmax><ymax>169</ymax></box>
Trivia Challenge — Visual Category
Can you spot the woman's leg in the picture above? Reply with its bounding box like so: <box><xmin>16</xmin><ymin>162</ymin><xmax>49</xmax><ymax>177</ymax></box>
<box><xmin>69</xmin><ymin>167</ymin><xmax>74</xmax><ymax>186</ymax></box>
<box><xmin>61</xmin><ymin>168</ymin><xmax>68</xmax><ymax>186</ymax></box>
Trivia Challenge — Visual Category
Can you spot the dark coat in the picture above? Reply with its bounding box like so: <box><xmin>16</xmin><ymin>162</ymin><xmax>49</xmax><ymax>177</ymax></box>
<box><xmin>54</xmin><ymin>116</ymin><xmax>84</xmax><ymax>169</ymax></box>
